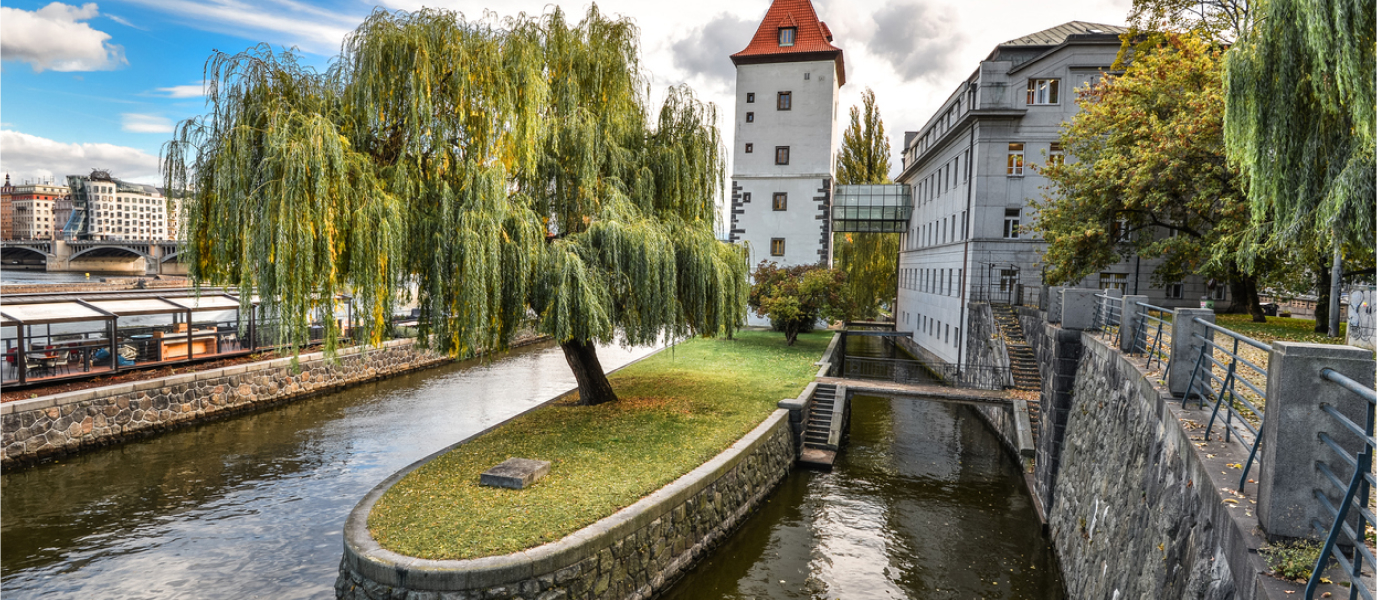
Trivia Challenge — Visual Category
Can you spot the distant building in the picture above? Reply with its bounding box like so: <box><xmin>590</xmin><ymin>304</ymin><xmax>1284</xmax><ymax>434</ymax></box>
<box><xmin>893</xmin><ymin>21</ymin><xmax>1222</xmax><ymax>366</ymax></box>
<box><xmin>728</xmin><ymin>0</ymin><xmax>844</xmax><ymax>269</ymax></box>
<box><xmin>66</xmin><ymin>170</ymin><xmax>169</xmax><ymax>241</ymax></box>
<box><xmin>1</xmin><ymin>175</ymin><xmax>12</xmax><ymax>240</ymax></box>
<box><xmin>4</xmin><ymin>177</ymin><xmax>70</xmax><ymax>240</ymax></box>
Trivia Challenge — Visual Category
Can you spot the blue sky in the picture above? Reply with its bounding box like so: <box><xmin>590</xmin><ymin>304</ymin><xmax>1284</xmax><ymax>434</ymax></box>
<box><xmin>0</xmin><ymin>0</ymin><xmax>1130</xmax><ymax>186</ymax></box>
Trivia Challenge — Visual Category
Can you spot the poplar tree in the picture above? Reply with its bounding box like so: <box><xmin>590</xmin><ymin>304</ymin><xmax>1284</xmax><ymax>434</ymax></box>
<box><xmin>163</xmin><ymin>7</ymin><xmax>749</xmax><ymax>406</ymax></box>
<box><xmin>832</xmin><ymin>88</ymin><xmax>898</xmax><ymax>319</ymax></box>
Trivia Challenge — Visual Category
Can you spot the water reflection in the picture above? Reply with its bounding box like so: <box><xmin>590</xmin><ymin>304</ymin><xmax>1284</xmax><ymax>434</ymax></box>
<box><xmin>661</xmin><ymin>395</ymin><xmax>1064</xmax><ymax>600</ymax></box>
<box><xmin>1</xmin><ymin>340</ymin><xmax>660</xmax><ymax>599</ymax></box>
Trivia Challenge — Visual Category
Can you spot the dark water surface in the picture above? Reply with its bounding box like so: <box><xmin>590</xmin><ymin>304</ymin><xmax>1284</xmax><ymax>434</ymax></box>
<box><xmin>661</xmin><ymin>395</ymin><xmax>1064</xmax><ymax>600</ymax></box>
<box><xmin>0</xmin><ymin>341</ymin><xmax>660</xmax><ymax>599</ymax></box>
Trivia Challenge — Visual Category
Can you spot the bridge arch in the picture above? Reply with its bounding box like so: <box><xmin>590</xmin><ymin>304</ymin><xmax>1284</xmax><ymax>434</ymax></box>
<box><xmin>68</xmin><ymin>245</ymin><xmax>152</xmax><ymax>262</ymax></box>
<box><xmin>0</xmin><ymin>246</ymin><xmax>51</xmax><ymax>266</ymax></box>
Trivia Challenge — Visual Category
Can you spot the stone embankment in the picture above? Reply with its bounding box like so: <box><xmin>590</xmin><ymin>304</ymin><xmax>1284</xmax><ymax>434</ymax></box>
<box><xmin>336</xmin><ymin>409</ymin><xmax>795</xmax><ymax>600</ymax></box>
<box><xmin>1</xmin><ymin>338</ymin><xmax>457</xmax><ymax>468</ymax></box>
<box><xmin>1</xmin><ymin>276</ymin><xmax>191</xmax><ymax>295</ymax></box>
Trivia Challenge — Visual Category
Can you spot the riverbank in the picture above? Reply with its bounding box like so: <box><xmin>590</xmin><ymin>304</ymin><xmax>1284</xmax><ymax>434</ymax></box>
<box><xmin>0</xmin><ymin>334</ymin><xmax>547</xmax><ymax>468</ymax></box>
<box><xmin>339</xmin><ymin>330</ymin><xmax>829</xmax><ymax>600</ymax></box>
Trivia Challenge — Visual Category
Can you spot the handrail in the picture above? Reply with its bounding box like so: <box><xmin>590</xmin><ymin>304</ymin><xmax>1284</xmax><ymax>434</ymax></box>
<box><xmin>1180</xmin><ymin>319</ymin><xmax>1269</xmax><ymax>494</ymax></box>
<box><xmin>1132</xmin><ymin>302</ymin><xmax>1173</xmax><ymax>370</ymax></box>
<box><xmin>1304</xmin><ymin>367</ymin><xmax>1375</xmax><ymax>599</ymax></box>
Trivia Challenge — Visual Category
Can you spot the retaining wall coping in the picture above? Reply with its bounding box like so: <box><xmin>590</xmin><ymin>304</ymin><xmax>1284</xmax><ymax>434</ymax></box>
<box><xmin>343</xmin><ymin>408</ymin><xmax>791</xmax><ymax>591</ymax></box>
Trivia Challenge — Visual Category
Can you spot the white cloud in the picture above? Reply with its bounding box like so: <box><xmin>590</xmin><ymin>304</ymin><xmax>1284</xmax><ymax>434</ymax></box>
<box><xmin>0</xmin><ymin>2</ymin><xmax>127</xmax><ymax>72</ymax></box>
<box><xmin>121</xmin><ymin>114</ymin><xmax>176</xmax><ymax>133</ymax></box>
<box><xmin>106</xmin><ymin>13</ymin><xmax>144</xmax><ymax>30</ymax></box>
<box><xmin>0</xmin><ymin>130</ymin><xmax>162</xmax><ymax>184</ymax></box>
<box><xmin>155</xmin><ymin>82</ymin><xmax>207</xmax><ymax>99</ymax></box>
<box><xmin>124</xmin><ymin>0</ymin><xmax>357</xmax><ymax>55</ymax></box>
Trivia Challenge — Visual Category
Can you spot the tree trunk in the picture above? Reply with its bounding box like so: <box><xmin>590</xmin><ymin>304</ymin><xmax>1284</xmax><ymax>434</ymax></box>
<box><xmin>561</xmin><ymin>339</ymin><xmax>618</xmax><ymax>406</ymax></box>
<box><xmin>785</xmin><ymin>326</ymin><xmax>799</xmax><ymax>346</ymax></box>
<box><xmin>1314</xmin><ymin>263</ymin><xmax>1332</xmax><ymax>333</ymax></box>
<box><xmin>1228</xmin><ymin>276</ymin><xmax>1266</xmax><ymax>322</ymax></box>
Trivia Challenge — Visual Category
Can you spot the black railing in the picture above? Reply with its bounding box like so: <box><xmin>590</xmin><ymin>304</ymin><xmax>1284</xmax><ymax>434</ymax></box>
<box><xmin>1130</xmin><ymin>302</ymin><xmax>1173</xmax><ymax>371</ymax></box>
<box><xmin>1181</xmin><ymin>318</ymin><xmax>1270</xmax><ymax>492</ymax></box>
<box><xmin>1307</xmin><ymin>368</ymin><xmax>1375</xmax><ymax>600</ymax></box>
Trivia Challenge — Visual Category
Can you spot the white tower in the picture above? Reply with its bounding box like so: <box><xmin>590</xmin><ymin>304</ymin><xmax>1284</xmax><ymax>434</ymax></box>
<box><xmin>728</xmin><ymin>0</ymin><xmax>845</xmax><ymax>269</ymax></box>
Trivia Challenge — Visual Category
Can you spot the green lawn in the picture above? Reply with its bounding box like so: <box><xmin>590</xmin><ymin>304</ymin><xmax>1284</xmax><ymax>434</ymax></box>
<box><xmin>1214</xmin><ymin>313</ymin><xmax>1348</xmax><ymax>345</ymax></box>
<box><xmin>367</xmin><ymin>329</ymin><xmax>830</xmax><ymax>560</ymax></box>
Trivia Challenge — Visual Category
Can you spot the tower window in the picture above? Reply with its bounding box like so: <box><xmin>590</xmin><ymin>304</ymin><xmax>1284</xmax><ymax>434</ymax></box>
<box><xmin>746</xmin><ymin>112</ymin><xmax>754</xmax><ymax>123</ymax></box>
<box><xmin>775</xmin><ymin>146</ymin><xmax>790</xmax><ymax>165</ymax></box>
<box><xmin>746</xmin><ymin>92</ymin><xmax>755</xmax><ymax>103</ymax></box>
<box><xmin>742</xmin><ymin>192</ymin><xmax>752</xmax><ymax>203</ymax></box>
<box><xmin>770</xmin><ymin>238</ymin><xmax>786</xmax><ymax>256</ymax></box>
<box><xmin>777</xmin><ymin>92</ymin><xmax>792</xmax><ymax>111</ymax></box>
<box><xmin>778</xmin><ymin>27</ymin><xmax>796</xmax><ymax>47</ymax></box>
<box><xmin>773</xmin><ymin>193</ymin><xmax>787</xmax><ymax>211</ymax></box>
<box><xmin>745</xmin><ymin>143</ymin><xmax>753</xmax><ymax>153</ymax></box>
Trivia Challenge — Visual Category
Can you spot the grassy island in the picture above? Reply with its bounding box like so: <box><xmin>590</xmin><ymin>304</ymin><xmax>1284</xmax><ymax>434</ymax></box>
<box><xmin>367</xmin><ymin>329</ymin><xmax>830</xmax><ymax>560</ymax></box>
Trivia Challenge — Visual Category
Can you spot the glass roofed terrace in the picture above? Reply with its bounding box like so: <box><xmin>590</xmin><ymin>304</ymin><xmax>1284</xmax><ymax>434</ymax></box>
<box><xmin>1</xmin><ymin>288</ymin><xmax>358</xmax><ymax>390</ymax></box>
<box><xmin>831</xmin><ymin>184</ymin><xmax>913</xmax><ymax>233</ymax></box>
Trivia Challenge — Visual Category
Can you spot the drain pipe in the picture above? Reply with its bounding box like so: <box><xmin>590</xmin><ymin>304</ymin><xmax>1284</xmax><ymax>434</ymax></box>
<box><xmin>957</xmin><ymin>123</ymin><xmax>976</xmax><ymax>374</ymax></box>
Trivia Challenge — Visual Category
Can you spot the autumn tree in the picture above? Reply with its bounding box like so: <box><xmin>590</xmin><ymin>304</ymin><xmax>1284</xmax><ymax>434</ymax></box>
<box><xmin>748</xmin><ymin>262</ymin><xmax>845</xmax><ymax>345</ymax></box>
<box><xmin>1035</xmin><ymin>33</ymin><xmax>1267</xmax><ymax>320</ymax></box>
<box><xmin>1224</xmin><ymin>0</ymin><xmax>1375</xmax><ymax>332</ymax></box>
<box><xmin>832</xmin><ymin>88</ymin><xmax>898</xmax><ymax>320</ymax></box>
<box><xmin>163</xmin><ymin>7</ymin><xmax>749</xmax><ymax>405</ymax></box>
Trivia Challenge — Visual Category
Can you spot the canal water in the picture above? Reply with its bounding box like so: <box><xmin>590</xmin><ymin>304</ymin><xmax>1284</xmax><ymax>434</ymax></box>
<box><xmin>0</xmin><ymin>340</ymin><xmax>660</xmax><ymax>599</ymax></box>
<box><xmin>659</xmin><ymin>395</ymin><xmax>1064</xmax><ymax>600</ymax></box>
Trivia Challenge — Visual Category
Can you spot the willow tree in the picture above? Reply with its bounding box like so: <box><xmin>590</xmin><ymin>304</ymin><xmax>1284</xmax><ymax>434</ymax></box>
<box><xmin>832</xmin><ymin>88</ymin><xmax>898</xmax><ymax>320</ymax></box>
<box><xmin>163</xmin><ymin>7</ymin><xmax>748</xmax><ymax>405</ymax></box>
<box><xmin>1224</xmin><ymin>0</ymin><xmax>1375</xmax><ymax>331</ymax></box>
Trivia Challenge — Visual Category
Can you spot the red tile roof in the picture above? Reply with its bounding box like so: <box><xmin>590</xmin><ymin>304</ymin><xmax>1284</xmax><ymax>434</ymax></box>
<box><xmin>730</xmin><ymin>0</ymin><xmax>845</xmax><ymax>85</ymax></box>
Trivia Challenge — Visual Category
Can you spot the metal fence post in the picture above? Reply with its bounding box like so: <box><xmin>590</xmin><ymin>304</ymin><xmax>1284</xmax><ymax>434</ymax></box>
<box><xmin>1120</xmin><ymin>295</ymin><xmax>1148</xmax><ymax>353</ymax></box>
<box><xmin>1256</xmin><ymin>341</ymin><xmax>1375</xmax><ymax>540</ymax></box>
<box><xmin>1168</xmin><ymin>308</ymin><xmax>1214</xmax><ymax>397</ymax></box>
<box><xmin>1060</xmin><ymin>288</ymin><xmax>1098</xmax><ymax>330</ymax></box>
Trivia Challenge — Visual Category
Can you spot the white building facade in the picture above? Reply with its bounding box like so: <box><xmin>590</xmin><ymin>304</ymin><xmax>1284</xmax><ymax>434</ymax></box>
<box><xmin>728</xmin><ymin>0</ymin><xmax>843</xmax><ymax>270</ymax></box>
<box><xmin>67</xmin><ymin>171</ymin><xmax>170</xmax><ymax>241</ymax></box>
<box><xmin>894</xmin><ymin>22</ymin><xmax>1223</xmax><ymax>366</ymax></box>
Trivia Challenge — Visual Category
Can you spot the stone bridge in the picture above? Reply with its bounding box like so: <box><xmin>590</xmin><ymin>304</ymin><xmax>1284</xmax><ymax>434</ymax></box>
<box><xmin>0</xmin><ymin>240</ymin><xmax>186</xmax><ymax>275</ymax></box>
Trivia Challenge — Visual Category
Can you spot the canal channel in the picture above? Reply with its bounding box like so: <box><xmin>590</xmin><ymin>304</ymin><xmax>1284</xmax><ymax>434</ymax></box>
<box><xmin>2</xmin><ymin>336</ymin><xmax>1062</xmax><ymax>599</ymax></box>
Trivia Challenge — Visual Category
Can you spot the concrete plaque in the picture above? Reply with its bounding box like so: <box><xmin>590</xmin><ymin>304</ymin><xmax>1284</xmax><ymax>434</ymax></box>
<box><xmin>479</xmin><ymin>457</ymin><xmax>551</xmax><ymax>490</ymax></box>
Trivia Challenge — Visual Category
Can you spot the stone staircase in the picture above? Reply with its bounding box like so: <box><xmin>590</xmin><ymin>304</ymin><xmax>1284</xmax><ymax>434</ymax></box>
<box><xmin>991</xmin><ymin>304</ymin><xmax>1042</xmax><ymax>429</ymax></box>
<box><xmin>799</xmin><ymin>383</ymin><xmax>845</xmax><ymax>468</ymax></box>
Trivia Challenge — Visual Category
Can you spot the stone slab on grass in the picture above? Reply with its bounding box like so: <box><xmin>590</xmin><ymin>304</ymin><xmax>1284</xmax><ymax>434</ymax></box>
<box><xmin>479</xmin><ymin>458</ymin><xmax>551</xmax><ymax>490</ymax></box>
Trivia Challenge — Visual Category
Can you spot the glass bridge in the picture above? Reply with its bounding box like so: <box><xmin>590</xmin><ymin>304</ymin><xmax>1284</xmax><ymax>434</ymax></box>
<box><xmin>831</xmin><ymin>184</ymin><xmax>913</xmax><ymax>233</ymax></box>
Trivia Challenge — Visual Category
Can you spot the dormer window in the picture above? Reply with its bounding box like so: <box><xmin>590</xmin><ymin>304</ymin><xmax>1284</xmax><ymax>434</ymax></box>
<box><xmin>778</xmin><ymin>27</ymin><xmax>796</xmax><ymax>47</ymax></box>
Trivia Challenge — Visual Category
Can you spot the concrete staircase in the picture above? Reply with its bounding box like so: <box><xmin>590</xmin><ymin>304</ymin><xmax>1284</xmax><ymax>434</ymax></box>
<box><xmin>799</xmin><ymin>383</ymin><xmax>845</xmax><ymax>469</ymax></box>
<box><xmin>992</xmin><ymin>304</ymin><xmax>1042</xmax><ymax>430</ymax></box>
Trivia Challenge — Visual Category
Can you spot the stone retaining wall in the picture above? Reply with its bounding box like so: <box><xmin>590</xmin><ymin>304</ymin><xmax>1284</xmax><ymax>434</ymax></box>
<box><xmin>1</xmin><ymin>338</ymin><xmax>451</xmax><ymax>468</ymax></box>
<box><xmin>336</xmin><ymin>409</ymin><xmax>794</xmax><ymax>600</ymax></box>
<box><xmin>1034</xmin><ymin>315</ymin><xmax>1305</xmax><ymax>599</ymax></box>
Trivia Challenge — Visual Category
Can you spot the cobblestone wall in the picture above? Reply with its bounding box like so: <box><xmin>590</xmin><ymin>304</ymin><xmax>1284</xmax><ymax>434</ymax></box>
<box><xmin>336</xmin><ymin>410</ymin><xmax>794</xmax><ymax>600</ymax></box>
<box><xmin>1</xmin><ymin>339</ymin><xmax>450</xmax><ymax>468</ymax></box>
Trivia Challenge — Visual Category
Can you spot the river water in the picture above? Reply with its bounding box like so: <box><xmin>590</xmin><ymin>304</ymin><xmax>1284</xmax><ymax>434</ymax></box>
<box><xmin>2</xmin><ymin>336</ymin><xmax>1062</xmax><ymax>599</ymax></box>
<box><xmin>659</xmin><ymin>396</ymin><xmax>1064</xmax><ymax>600</ymax></box>
<box><xmin>0</xmin><ymin>341</ymin><xmax>660</xmax><ymax>599</ymax></box>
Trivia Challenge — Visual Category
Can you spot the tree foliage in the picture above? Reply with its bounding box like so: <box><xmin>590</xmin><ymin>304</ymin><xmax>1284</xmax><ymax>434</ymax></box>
<box><xmin>748</xmin><ymin>262</ymin><xmax>845</xmax><ymax>346</ymax></box>
<box><xmin>1035</xmin><ymin>34</ymin><xmax>1266</xmax><ymax>318</ymax></box>
<box><xmin>163</xmin><ymin>6</ymin><xmax>749</xmax><ymax>405</ymax></box>
<box><xmin>832</xmin><ymin>87</ymin><xmax>898</xmax><ymax>320</ymax></box>
<box><xmin>1122</xmin><ymin>0</ymin><xmax>1254</xmax><ymax>44</ymax></box>
<box><xmin>1223</xmin><ymin>0</ymin><xmax>1375</xmax><ymax>255</ymax></box>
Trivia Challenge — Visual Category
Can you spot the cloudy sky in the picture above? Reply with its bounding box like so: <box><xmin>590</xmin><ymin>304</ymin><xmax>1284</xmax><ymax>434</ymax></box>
<box><xmin>0</xmin><ymin>0</ymin><xmax>1130</xmax><ymax>188</ymax></box>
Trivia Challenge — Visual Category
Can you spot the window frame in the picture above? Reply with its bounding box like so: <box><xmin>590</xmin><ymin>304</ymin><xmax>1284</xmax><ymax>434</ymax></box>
<box><xmin>746</xmin><ymin>112</ymin><xmax>754</xmax><ymax>123</ymax></box>
<box><xmin>1026</xmin><ymin>78</ymin><xmax>1061</xmax><ymax>105</ymax></box>
<box><xmin>1003</xmin><ymin>208</ymin><xmax>1021</xmax><ymax>239</ymax></box>
<box><xmin>778</xmin><ymin>27</ymin><xmax>796</xmax><ymax>47</ymax></box>
<box><xmin>746</xmin><ymin>92</ymin><xmax>755</xmax><ymax>103</ymax></box>
<box><xmin>1048</xmin><ymin>142</ymin><xmax>1065</xmax><ymax>167</ymax></box>
<box><xmin>777</xmin><ymin>92</ymin><xmax>792</xmax><ymax>111</ymax></box>
<box><xmin>770</xmin><ymin>238</ymin><xmax>786</xmax><ymax>257</ymax></box>
<box><xmin>775</xmin><ymin>146</ymin><xmax>790</xmax><ymax>165</ymax></box>
<box><xmin>744</xmin><ymin>143</ymin><xmax>753</xmax><ymax>153</ymax></box>
<box><xmin>1007</xmin><ymin>143</ymin><xmax>1025</xmax><ymax>176</ymax></box>
<box><xmin>772</xmin><ymin>192</ymin><xmax>787</xmax><ymax>211</ymax></box>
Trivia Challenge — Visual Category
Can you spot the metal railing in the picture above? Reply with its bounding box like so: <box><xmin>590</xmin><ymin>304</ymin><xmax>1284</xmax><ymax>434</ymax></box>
<box><xmin>1130</xmin><ymin>302</ymin><xmax>1173</xmax><ymax>371</ymax></box>
<box><xmin>1093</xmin><ymin>293</ymin><xmax>1123</xmax><ymax>346</ymax></box>
<box><xmin>1306</xmin><ymin>368</ymin><xmax>1374</xmax><ymax>600</ymax></box>
<box><xmin>842</xmin><ymin>356</ymin><xmax>1012</xmax><ymax>391</ymax></box>
<box><xmin>1181</xmin><ymin>318</ymin><xmax>1270</xmax><ymax>492</ymax></box>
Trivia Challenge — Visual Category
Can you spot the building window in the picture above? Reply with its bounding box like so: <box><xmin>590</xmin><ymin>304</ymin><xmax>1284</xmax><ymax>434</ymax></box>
<box><xmin>1100</xmin><ymin>272</ymin><xmax>1128</xmax><ymax>291</ymax></box>
<box><xmin>1211</xmin><ymin>286</ymin><xmax>1228</xmax><ymax>300</ymax></box>
<box><xmin>1111</xmin><ymin>218</ymin><xmax>1131</xmax><ymax>242</ymax></box>
<box><xmin>1048</xmin><ymin>142</ymin><xmax>1065</xmax><ymax>167</ymax></box>
<box><xmin>777</xmin><ymin>92</ymin><xmax>792</xmax><ymax>111</ymax></box>
<box><xmin>775</xmin><ymin>146</ymin><xmax>790</xmax><ymax>165</ymax></box>
<box><xmin>742</xmin><ymin>192</ymin><xmax>752</xmax><ymax>203</ymax></box>
<box><xmin>778</xmin><ymin>27</ymin><xmax>796</xmax><ymax>47</ymax></box>
<box><xmin>1165</xmin><ymin>282</ymin><xmax>1184</xmax><ymax>299</ymax></box>
<box><xmin>1007</xmin><ymin>143</ymin><xmax>1025</xmax><ymax>176</ymax></box>
<box><xmin>1026</xmin><ymin>78</ymin><xmax>1060</xmax><ymax>105</ymax></box>
<box><xmin>770</xmin><ymin>238</ymin><xmax>785</xmax><ymax>256</ymax></box>
<box><xmin>746</xmin><ymin>112</ymin><xmax>754</xmax><ymax>123</ymax></box>
<box><xmin>745</xmin><ymin>143</ymin><xmax>753</xmax><ymax>153</ymax></box>
<box><xmin>773</xmin><ymin>193</ymin><xmax>787</xmax><ymax>211</ymax></box>
<box><xmin>1003</xmin><ymin>208</ymin><xmax>1021</xmax><ymax>239</ymax></box>
<box><xmin>746</xmin><ymin>92</ymin><xmax>755</xmax><ymax>103</ymax></box>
